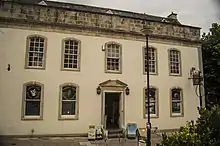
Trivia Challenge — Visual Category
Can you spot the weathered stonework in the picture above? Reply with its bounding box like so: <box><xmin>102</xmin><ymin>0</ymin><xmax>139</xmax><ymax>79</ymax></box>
<box><xmin>0</xmin><ymin>1</ymin><xmax>201</xmax><ymax>44</ymax></box>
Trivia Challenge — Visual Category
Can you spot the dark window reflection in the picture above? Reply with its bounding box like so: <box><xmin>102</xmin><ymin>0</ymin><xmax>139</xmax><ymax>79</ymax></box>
<box><xmin>25</xmin><ymin>101</ymin><xmax>40</xmax><ymax>116</ymax></box>
<box><xmin>62</xmin><ymin>101</ymin><xmax>76</xmax><ymax>115</ymax></box>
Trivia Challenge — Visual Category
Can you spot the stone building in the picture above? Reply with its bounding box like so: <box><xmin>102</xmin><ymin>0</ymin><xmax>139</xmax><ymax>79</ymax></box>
<box><xmin>0</xmin><ymin>0</ymin><xmax>203</xmax><ymax>137</ymax></box>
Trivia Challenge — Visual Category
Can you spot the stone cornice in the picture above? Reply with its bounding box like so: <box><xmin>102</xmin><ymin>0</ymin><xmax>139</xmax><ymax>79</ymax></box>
<box><xmin>0</xmin><ymin>19</ymin><xmax>201</xmax><ymax>48</ymax></box>
<box><xmin>0</xmin><ymin>1</ymin><xmax>201</xmax><ymax>43</ymax></box>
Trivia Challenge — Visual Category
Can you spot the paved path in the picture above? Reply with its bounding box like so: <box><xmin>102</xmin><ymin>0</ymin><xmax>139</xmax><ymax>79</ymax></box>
<box><xmin>0</xmin><ymin>137</ymin><xmax>138</xmax><ymax>146</ymax></box>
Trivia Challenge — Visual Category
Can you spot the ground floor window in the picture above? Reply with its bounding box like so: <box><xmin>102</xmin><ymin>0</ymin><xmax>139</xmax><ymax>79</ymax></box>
<box><xmin>59</xmin><ymin>83</ymin><xmax>79</xmax><ymax>120</ymax></box>
<box><xmin>170</xmin><ymin>87</ymin><xmax>184</xmax><ymax>116</ymax></box>
<box><xmin>22</xmin><ymin>81</ymin><xmax>44</xmax><ymax>120</ymax></box>
<box><xmin>144</xmin><ymin>87</ymin><xmax>158</xmax><ymax>118</ymax></box>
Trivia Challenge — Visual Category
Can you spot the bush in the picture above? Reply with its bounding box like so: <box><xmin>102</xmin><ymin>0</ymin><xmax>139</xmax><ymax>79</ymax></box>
<box><xmin>161</xmin><ymin>105</ymin><xmax>220</xmax><ymax>146</ymax></box>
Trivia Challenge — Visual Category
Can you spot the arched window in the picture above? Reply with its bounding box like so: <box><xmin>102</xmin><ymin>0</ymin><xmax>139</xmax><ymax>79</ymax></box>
<box><xmin>59</xmin><ymin>83</ymin><xmax>79</xmax><ymax>120</ymax></box>
<box><xmin>169</xmin><ymin>49</ymin><xmax>181</xmax><ymax>75</ymax></box>
<box><xmin>143</xmin><ymin>86</ymin><xmax>159</xmax><ymax>118</ymax></box>
<box><xmin>61</xmin><ymin>38</ymin><xmax>81</xmax><ymax>71</ymax></box>
<box><xmin>170</xmin><ymin>87</ymin><xmax>184</xmax><ymax>116</ymax></box>
<box><xmin>22</xmin><ymin>81</ymin><xmax>44</xmax><ymax>120</ymax></box>
<box><xmin>105</xmin><ymin>42</ymin><xmax>122</xmax><ymax>73</ymax></box>
<box><xmin>143</xmin><ymin>46</ymin><xmax>157</xmax><ymax>74</ymax></box>
<box><xmin>25</xmin><ymin>35</ymin><xmax>47</xmax><ymax>69</ymax></box>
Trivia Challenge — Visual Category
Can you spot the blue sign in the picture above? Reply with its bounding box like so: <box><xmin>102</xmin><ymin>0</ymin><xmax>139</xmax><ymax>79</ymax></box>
<box><xmin>127</xmin><ymin>123</ymin><xmax>137</xmax><ymax>138</ymax></box>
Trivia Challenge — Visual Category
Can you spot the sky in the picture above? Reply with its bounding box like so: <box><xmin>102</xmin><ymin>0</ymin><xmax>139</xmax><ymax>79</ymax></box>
<box><xmin>50</xmin><ymin>0</ymin><xmax>220</xmax><ymax>34</ymax></box>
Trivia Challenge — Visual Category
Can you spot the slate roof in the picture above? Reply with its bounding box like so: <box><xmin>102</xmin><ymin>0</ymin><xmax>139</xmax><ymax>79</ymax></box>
<box><xmin>4</xmin><ymin>0</ymin><xmax>182</xmax><ymax>24</ymax></box>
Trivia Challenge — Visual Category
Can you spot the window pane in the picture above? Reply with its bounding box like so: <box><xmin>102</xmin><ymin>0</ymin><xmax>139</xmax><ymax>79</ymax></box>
<box><xmin>69</xmin><ymin>41</ymin><xmax>73</xmax><ymax>46</ymax></box>
<box><xmin>65</xmin><ymin>49</ymin><xmax>69</xmax><ymax>53</ymax></box>
<box><xmin>64</xmin><ymin>64</ymin><xmax>69</xmax><ymax>68</ymax></box>
<box><xmin>69</xmin><ymin>45</ymin><xmax>73</xmax><ymax>50</ymax></box>
<box><xmin>145</xmin><ymin>88</ymin><xmax>156</xmax><ymax>99</ymax></box>
<box><xmin>64</xmin><ymin>55</ymin><xmax>68</xmax><ymax>59</ymax></box>
<box><xmin>170</xmin><ymin>50</ymin><xmax>180</xmax><ymax>74</ymax></box>
<box><xmin>106</xmin><ymin>58</ymin><xmax>120</xmax><ymax>71</ymax></box>
<box><xmin>68</xmin><ymin>64</ymin><xmax>72</xmax><ymax>68</ymax></box>
<box><xmin>28</xmin><ymin>37</ymin><xmax>45</xmax><ymax>68</ymax></box>
<box><xmin>144</xmin><ymin>47</ymin><xmax>156</xmax><ymax>73</ymax></box>
<box><xmin>172</xmin><ymin>101</ymin><xmax>181</xmax><ymax>113</ymax></box>
<box><xmin>145</xmin><ymin>102</ymin><xmax>156</xmax><ymax>114</ymax></box>
<box><xmin>28</xmin><ymin>62</ymin><xmax>33</xmax><ymax>66</ymax></box>
<box><xmin>73</xmin><ymin>64</ymin><xmax>78</xmax><ymax>68</ymax></box>
<box><xmin>69</xmin><ymin>59</ymin><xmax>73</xmax><ymax>64</ymax></box>
<box><xmin>145</xmin><ymin>88</ymin><xmax>156</xmax><ymax>115</ymax></box>
<box><xmin>172</xmin><ymin>89</ymin><xmax>181</xmax><ymax>100</ymax></box>
<box><xmin>62</xmin><ymin>86</ymin><xmax>76</xmax><ymax>100</ymax></box>
<box><xmin>73</xmin><ymin>60</ymin><xmax>77</xmax><ymax>64</ymax></box>
<box><xmin>40</xmin><ymin>43</ymin><xmax>44</xmax><ymax>48</ymax></box>
<box><xmin>74</xmin><ymin>41</ymin><xmax>78</xmax><ymax>46</ymax></box>
<box><xmin>25</xmin><ymin>101</ymin><xmax>40</xmax><ymax>116</ymax></box>
<box><xmin>106</xmin><ymin>43</ymin><xmax>120</xmax><ymax>71</ymax></box>
<box><xmin>39</xmin><ymin>47</ymin><xmax>44</xmax><ymax>52</ymax></box>
<box><xmin>73</xmin><ymin>55</ymin><xmax>78</xmax><ymax>60</ymax></box>
<box><xmin>62</xmin><ymin>101</ymin><xmax>76</xmax><ymax>115</ymax></box>
<box><xmin>30</xmin><ymin>47</ymin><xmax>34</xmax><ymax>51</ymax></box>
<box><xmin>63</xmin><ymin>40</ymin><xmax>79</xmax><ymax>69</ymax></box>
<box><xmin>64</xmin><ymin>59</ymin><xmax>68</xmax><ymax>63</ymax></box>
<box><xmin>26</xmin><ymin>85</ymin><xmax>41</xmax><ymax>99</ymax></box>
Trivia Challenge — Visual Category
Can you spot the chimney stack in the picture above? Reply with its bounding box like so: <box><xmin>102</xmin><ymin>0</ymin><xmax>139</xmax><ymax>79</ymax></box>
<box><xmin>167</xmin><ymin>12</ymin><xmax>177</xmax><ymax>20</ymax></box>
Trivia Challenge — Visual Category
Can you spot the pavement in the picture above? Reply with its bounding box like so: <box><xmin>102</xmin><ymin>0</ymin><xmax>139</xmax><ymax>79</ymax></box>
<box><xmin>0</xmin><ymin>137</ymin><xmax>138</xmax><ymax>146</ymax></box>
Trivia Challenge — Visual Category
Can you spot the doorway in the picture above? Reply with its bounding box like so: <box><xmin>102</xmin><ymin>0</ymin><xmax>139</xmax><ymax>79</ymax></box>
<box><xmin>105</xmin><ymin>92</ymin><xmax>121</xmax><ymax>129</ymax></box>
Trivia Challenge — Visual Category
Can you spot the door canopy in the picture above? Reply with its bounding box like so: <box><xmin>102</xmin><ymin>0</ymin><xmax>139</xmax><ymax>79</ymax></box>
<box><xmin>99</xmin><ymin>79</ymin><xmax>127</xmax><ymax>88</ymax></box>
<box><xmin>97</xmin><ymin>80</ymin><xmax>129</xmax><ymax>94</ymax></box>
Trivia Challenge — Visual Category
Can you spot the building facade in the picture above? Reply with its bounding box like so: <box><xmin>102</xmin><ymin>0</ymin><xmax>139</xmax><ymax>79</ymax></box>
<box><xmin>0</xmin><ymin>0</ymin><xmax>203</xmax><ymax>136</ymax></box>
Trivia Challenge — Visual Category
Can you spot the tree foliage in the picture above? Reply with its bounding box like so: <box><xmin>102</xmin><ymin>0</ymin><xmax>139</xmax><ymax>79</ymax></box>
<box><xmin>202</xmin><ymin>23</ymin><xmax>220</xmax><ymax>106</ymax></box>
<box><xmin>161</xmin><ymin>106</ymin><xmax>220</xmax><ymax>146</ymax></box>
<box><xmin>161</xmin><ymin>121</ymin><xmax>200</xmax><ymax>146</ymax></box>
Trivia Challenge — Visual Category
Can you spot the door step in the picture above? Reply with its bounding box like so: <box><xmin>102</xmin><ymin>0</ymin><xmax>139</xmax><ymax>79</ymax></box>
<box><xmin>108</xmin><ymin>133</ymin><xmax>124</xmax><ymax>138</ymax></box>
<box><xmin>107</xmin><ymin>129</ymin><xmax>124</xmax><ymax>138</ymax></box>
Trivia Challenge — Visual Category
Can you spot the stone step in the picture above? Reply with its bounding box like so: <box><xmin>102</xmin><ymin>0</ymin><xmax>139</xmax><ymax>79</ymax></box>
<box><xmin>107</xmin><ymin>129</ymin><xmax>124</xmax><ymax>139</ymax></box>
<box><xmin>108</xmin><ymin>133</ymin><xmax>124</xmax><ymax>138</ymax></box>
<box><xmin>107</xmin><ymin>129</ymin><xmax>123</xmax><ymax>134</ymax></box>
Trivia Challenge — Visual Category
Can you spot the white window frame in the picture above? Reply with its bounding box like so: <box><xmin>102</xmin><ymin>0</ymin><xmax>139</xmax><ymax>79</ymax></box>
<box><xmin>143</xmin><ymin>46</ymin><xmax>158</xmax><ymax>75</ymax></box>
<box><xmin>170</xmin><ymin>87</ymin><xmax>184</xmax><ymax>117</ymax></box>
<box><xmin>21</xmin><ymin>81</ymin><xmax>44</xmax><ymax>120</ymax></box>
<box><xmin>105</xmin><ymin>42</ymin><xmax>122</xmax><ymax>74</ymax></box>
<box><xmin>25</xmin><ymin>35</ymin><xmax>47</xmax><ymax>69</ymax></box>
<box><xmin>61</xmin><ymin>38</ymin><xmax>81</xmax><ymax>71</ymax></box>
<box><xmin>168</xmin><ymin>48</ymin><xmax>181</xmax><ymax>76</ymax></box>
<box><xmin>59</xmin><ymin>83</ymin><xmax>79</xmax><ymax>120</ymax></box>
<box><xmin>143</xmin><ymin>86</ymin><xmax>159</xmax><ymax>118</ymax></box>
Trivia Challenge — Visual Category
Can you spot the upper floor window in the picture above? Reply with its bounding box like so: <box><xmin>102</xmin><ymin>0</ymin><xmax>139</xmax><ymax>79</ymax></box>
<box><xmin>61</xmin><ymin>38</ymin><xmax>81</xmax><ymax>71</ymax></box>
<box><xmin>105</xmin><ymin>42</ymin><xmax>122</xmax><ymax>73</ymax></box>
<box><xmin>25</xmin><ymin>35</ymin><xmax>47</xmax><ymax>69</ymax></box>
<box><xmin>144</xmin><ymin>87</ymin><xmax>158</xmax><ymax>118</ymax></box>
<box><xmin>169</xmin><ymin>49</ymin><xmax>181</xmax><ymax>75</ymax></box>
<box><xmin>143</xmin><ymin>47</ymin><xmax>157</xmax><ymax>74</ymax></box>
<box><xmin>170</xmin><ymin>87</ymin><xmax>184</xmax><ymax>117</ymax></box>
<box><xmin>22</xmin><ymin>81</ymin><xmax>44</xmax><ymax>120</ymax></box>
<box><xmin>59</xmin><ymin>83</ymin><xmax>79</xmax><ymax>120</ymax></box>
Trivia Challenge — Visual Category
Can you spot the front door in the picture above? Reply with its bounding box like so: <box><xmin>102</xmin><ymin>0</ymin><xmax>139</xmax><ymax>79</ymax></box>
<box><xmin>105</xmin><ymin>92</ymin><xmax>120</xmax><ymax>129</ymax></box>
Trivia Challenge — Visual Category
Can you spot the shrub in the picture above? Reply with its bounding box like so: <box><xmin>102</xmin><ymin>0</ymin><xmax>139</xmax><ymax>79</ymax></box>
<box><xmin>161</xmin><ymin>105</ymin><xmax>220</xmax><ymax>146</ymax></box>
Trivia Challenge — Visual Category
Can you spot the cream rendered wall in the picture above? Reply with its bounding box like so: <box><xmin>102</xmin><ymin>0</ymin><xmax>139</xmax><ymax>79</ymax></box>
<box><xmin>0</xmin><ymin>27</ymin><xmax>200</xmax><ymax>136</ymax></box>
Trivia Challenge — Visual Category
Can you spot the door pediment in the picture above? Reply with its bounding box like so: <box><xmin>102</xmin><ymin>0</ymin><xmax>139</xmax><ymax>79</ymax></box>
<box><xmin>99</xmin><ymin>80</ymin><xmax>127</xmax><ymax>88</ymax></box>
